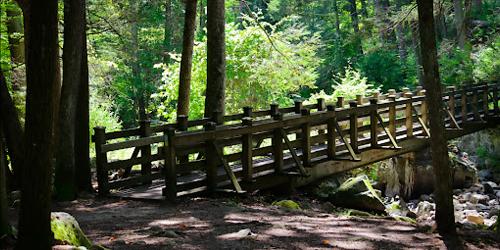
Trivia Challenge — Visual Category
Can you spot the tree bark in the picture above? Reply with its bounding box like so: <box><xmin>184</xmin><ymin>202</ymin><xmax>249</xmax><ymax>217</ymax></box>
<box><xmin>55</xmin><ymin>0</ymin><xmax>86</xmax><ymax>201</ymax></box>
<box><xmin>0</xmin><ymin>122</ymin><xmax>10</xmax><ymax>237</ymax></box>
<box><xmin>347</xmin><ymin>0</ymin><xmax>363</xmax><ymax>55</ymax></box>
<box><xmin>16</xmin><ymin>0</ymin><xmax>58</xmax><ymax>247</ymax></box>
<box><xmin>75</xmin><ymin>27</ymin><xmax>92</xmax><ymax>192</ymax></box>
<box><xmin>395</xmin><ymin>0</ymin><xmax>408</xmax><ymax>64</ymax></box>
<box><xmin>177</xmin><ymin>0</ymin><xmax>198</xmax><ymax>117</ymax></box>
<box><xmin>411</xmin><ymin>25</ymin><xmax>425</xmax><ymax>86</ymax></box>
<box><xmin>416</xmin><ymin>0</ymin><xmax>456</xmax><ymax>234</ymax></box>
<box><xmin>332</xmin><ymin>0</ymin><xmax>341</xmax><ymax>39</ymax></box>
<box><xmin>0</xmin><ymin>67</ymin><xmax>24</xmax><ymax>187</ymax></box>
<box><xmin>453</xmin><ymin>0</ymin><xmax>467</xmax><ymax>48</ymax></box>
<box><xmin>204</xmin><ymin>0</ymin><xmax>226</xmax><ymax>119</ymax></box>
<box><xmin>164</xmin><ymin>0</ymin><xmax>173</xmax><ymax>64</ymax></box>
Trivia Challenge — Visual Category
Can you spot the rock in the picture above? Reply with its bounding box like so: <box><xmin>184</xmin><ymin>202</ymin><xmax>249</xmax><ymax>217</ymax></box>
<box><xmin>475</xmin><ymin>203</ymin><xmax>489</xmax><ymax>212</ymax></box>
<box><xmin>52</xmin><ymin>246</ymin><xmax>88</xmax><ymax>250</ymax></box>
<box><xmin>466</xmin><ymin>214</ymin><xmax>484</xmax><ymax>225</ymax></box>
<box><xmin>51</xmin><ymin>212</ymin><xmax>93</xmax><ymax>248</ymax></box>
<box><xmin>326</xmin><ymin>175</ymin><xmax>386</xmax><ymax>213</ymax></box>
<box><xmin>416</xmin><ymin>201</ymin><xmax>434</xmax><ymax>218</ymax></box>
<box><xmin>484</xmin><ymin>219</ymin><xmax>496</xmax><ymax>227</ymax></box>
<box><xmin>469</xmin><ymin>194</ymin><xmax>489</xmax><ymax>204</ymax></box>
<box><xmin>488</xmin><ymin>208</ymin><xmax>499</xmax><ymax>218</ymax></box>
<box><xmin>483</xmin><ymin>181</ymin><xmax>498</xmax><ymax>194</ymax></box>
<box><xmin>478</xmin><ymin>169</ymin><xmax>493</xmax><ymax>181</ymax></box>
<box><xmin>152</xmin><ymin>230</ymin><xmax>180</xmax><ymax>238</ymax></box>
<box><xmin>496</xmin><ymin>191</ymin><xmax>500</xmax><ymax>198</ymax></box>
<box><xmin>419</xmin><ymin>194</ymin><xmax>433</xmax><ymax>202</ymax></box>
<box><xmin>272</xmin><ymin>200</ymin><xmax>301</xmax><ymax>210</ymax></box>
<box><xmin>217</xmin><ymin>229</ymin><xmax>256</xmax><ymax>240</ymax></box>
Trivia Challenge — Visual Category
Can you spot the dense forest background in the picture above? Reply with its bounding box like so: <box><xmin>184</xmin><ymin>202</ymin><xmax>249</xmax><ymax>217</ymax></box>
<box><xmin>1</xmin><ymin>0</ymin><xmax>498</xmax><ymax>130</ymax></box>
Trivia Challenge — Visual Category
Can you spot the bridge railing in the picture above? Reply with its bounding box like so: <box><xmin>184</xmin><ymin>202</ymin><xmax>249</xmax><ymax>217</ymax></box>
<box><xmin>92</xmin><ymin>83</ymin><xmax>499</xmax><ymax>200</ymax></box>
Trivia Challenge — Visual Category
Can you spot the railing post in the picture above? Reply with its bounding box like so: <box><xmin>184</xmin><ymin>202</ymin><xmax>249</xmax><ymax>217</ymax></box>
<box><xmin>369</xmin><ymin>98</ymin><xmax>378</xmax><ymax>148</ymax></box>
<box><xmin>272</xmin><ymin>113</ymin><xmax>284</xmax><ymax>174</ymax></box>
<box><xmin>270</xmin><ymin>103</ymin><xmax>279</xmax><ymax>117</ymax></box>
<box><xmin>461</xmin><ymin>87</ymin><xmax>468</xmax><ymax>123</ymax></box>
<box><xmin>418</xmin><ymin>90</ymin><xmax>428</xmax><ymax>126</ymax></box>
<box><xmin>388</xmin><ymin>95</ymin><xmax>397</xmax><ymax>139</ymax></box>
<box><xmin>176</xmin><ymin>115</ymin><xmax>189</xmax><ymax>164</ymax></box>
<box><xmin>446</xmin><ymin>86</ymin><xmax>456</xmax><ymax>117</ymax></box>
<box><xmin>472</xmin><ymin>88</ymin><xmax>481</xmax><ymax>120</ymax></box>
<box><xmin>336</xmin><ymin>96</ymin><xmax>345</xmax><ymax>108</ymax></box>
<box><xmin>162</xmin><ymin>127</ymin><xmax>177</xmax><ymax>202</ymax></box>
<box><xmin>243</xmin><ymin>106</ymin><xmax>253</xmax><ymax>118</ymax></box>
<box><xmin>482</xmin><ymin>85</ymin><xmax>489</xmax><ymax>118</ymax></box>
<box><xmin>139</xmin><ymin>120</ymin><xmax>152</xmax><ymax>184</ymax></box>
<box><xmin>326</xmin><ymin>105</ymin><xmax>336</xmax><ymax>159</ymax></box>
<box><xmin>356</xmin><ymin>94</ymin><xmax>364</xmax><ymax>105</ymax></box>
<box><xmin>317</xmin><ymin>98</ymin><xmax>326</xmax><ymax>144</ymax></box>
<box><xmin>404</xmin><ymin>93</ymin><xmax>413</xmax><ymax>138</ymax></box>
<box><xmin>241</xmin><ymin>117</ymin><xmax>253</xmax><ymax>184</ymax></box>
<box><xmin>94</xmin><ymin>127</ymin><xmax>109</xmax><ymax>196</ymax></box>
<box><xmin>204</xmin><ymin>122</ymin><xmax>218</xmax><ymax>193</ymax></box>
<box><xmin>294</xmin><ymin>100</ymin><xmax>303</xmax><ymax>114</ymax></box>
<box><xmin>301</xmin><ymin>108</ymin><xmax>311</xmax><ymax>167</ymax></box>
<box><xmin>349</xmin><ymin>101</ymin><xmax>359</xmax><ymax>154</ymax></box>
<box><xmin>388</xmin><ymin>89</ymin><xmax>396</xmax><ymax>97</ymax></box>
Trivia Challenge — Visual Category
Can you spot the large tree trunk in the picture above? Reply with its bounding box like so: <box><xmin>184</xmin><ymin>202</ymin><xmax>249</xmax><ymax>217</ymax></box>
<box><xmin>75</xmin><ymin>28</ymin><xmax>92</xmax><ymax>192</ymax></box>
<box><xmin>0</xmin><ymin>122</ymin><xmax>10</xmax><ymax>237</ymax></box>
<box><xmin>177</xmin><ymin>0</ymin><xmax>198</xmax><ymax>117</ymax></box>
<box><xmin>204</xmin><ymin>0</ymin><xmax>226</xmax><ymax>119</ymax></box>
<box><xmin>416</xmin><ymin>0</ymin><xmax>456</xmax><ymax>234</ymax></box>
<box><xmin>54</xmin><ymin>0</ymin><xmax>86</xmax><ymax>201</ymax></box>
<box><xmin>16</xmin><ymin>0</ymin><xmax>59</xmax><ymax>247</ymax></box>
<box><xmin>453</xmin><ymin>0</ymin><xmax>467</xmax><ymax>48</ymax></box>
<box><xmin>0</xmin><ymin>67</ymin><xmax>24</xmax><ymax>187</ymax></box>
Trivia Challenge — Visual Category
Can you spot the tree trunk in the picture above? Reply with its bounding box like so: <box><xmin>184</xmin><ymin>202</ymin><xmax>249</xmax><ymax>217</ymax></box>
<box><xmin>199</xmin><ymin>0</ymin><xmax>205</xmax><ymax>33</ymax></box>
<box><xmin>333</xmin><ymin>0</ymin><xmax>341</xmax><ymax>39</ymax></box>
<box><xmin>130</xmin><ymin>0</ymin><xmax>146</xmax><ymax>122</ymax></box>
<box><xmin>395</xmin><ymin>0</ymin><xmax>408</xmax><ymax>66</ymax></box>
<box><xmin>75</xmin><ymin>26</ymin><xmax>92</xmax><ymax>192</ymax></box>
<box><xmin>411</xmin><ymin>25</ymin><xmax>424</xmax><ymax>86</ymax></box>
<box><xmin>204</xmin><ymin>0</ymin><xmax>226</xmax><ymax>119</ymax></box>
<box><xmin>416</xmin><ymin>0</ymin><xmax>456</xmax><ymax>234</ymax></box>
<box><xmin>55</xmin><ymin>0</ymin><xmax>86</xmax><ymax>201</ymax></box>
<box><xmin>16</xmin><ymin>0</ymin><xmax>58</xmax><ymax>247</ymax></box>
<box><xmin>0</xmin><ymin>67</ymin><xmax>24</xmax><ymax>187</ymax></box>
<box><xmin>164</xmin><ymin>0</ymin><xmax>173</xmax><ymax>64</ymax></box>
<box><xmin>453</xmin><ymin>0</ymin><xmax>467</xmax><ymax>49</ymax></box>
<box><xmin>177</xmin><ymin>0</ymin><xmax>198</xmax><ymax>117</ymax></box>
<box><xmin>0</xmin><ymin>122</ymin><xmax>10</xmax><ymax>237</ymax></box>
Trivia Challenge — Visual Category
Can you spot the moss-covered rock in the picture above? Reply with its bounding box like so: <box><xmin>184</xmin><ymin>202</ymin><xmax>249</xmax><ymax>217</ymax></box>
<box><xmin>51</xmin><ymin>212</ymin><xmax>92</xmax><ymax>248</ymax></box>
<box><xmin>272</xmin><ymin>200</ymin><xmax>301</xmax><ymax>210</ymax></box>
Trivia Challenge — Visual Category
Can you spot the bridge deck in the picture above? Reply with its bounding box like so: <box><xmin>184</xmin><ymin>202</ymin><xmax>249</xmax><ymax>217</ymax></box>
<box><xmin>92</xmin><ymin>83</ymin><xmax>500</xmax><ymax>201</ymax></box>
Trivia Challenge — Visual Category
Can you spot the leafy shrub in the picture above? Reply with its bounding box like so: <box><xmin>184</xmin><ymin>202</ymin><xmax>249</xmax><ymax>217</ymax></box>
<box><xmin>151</xmin><ymin>15</ymin><xmax>321</xmax><ymax>121</ymax></box>
<box><xmin>357</xmin><ymin>48</ymin><xmax>407</xmax><ymax>91</ymax></box>
<box><xmin>473</xmin><ymin>37</ymin><xmax>500</xmax><ymax>82</ymax></box>
<box><xmin>438</xmin><ymin>41</ymin><xmax>474</xmax><ymax>86</ymax></box>
<box><xmin>89</xmin><ymin>100</ymin><xmax>122</xmax><ymax>156</ymax></box>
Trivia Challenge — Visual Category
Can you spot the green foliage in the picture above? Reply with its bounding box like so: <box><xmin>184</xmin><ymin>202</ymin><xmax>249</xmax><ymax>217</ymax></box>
<box><xmin>307</xmin><ymin>67</ymin><xmax>377</xmax><ymax>104</ymax></box>
<box><xmin>89</xmin><ymin>99</ymin><xmax>121</xmax><ymax>156</ymax></box>
<box><xmin>51</xmin><ymin>213</ymin><xmax>93</xmax><ymax>248</ymax></box>
<box><xmin>473</xmin><ymin>37</ymin><xmax>500</xmax><ymax>82</ymax></box>
<box><xmin>357</xmin><ymin>48</ymin><xmax>409</xmax><ymax>91</ymax></box>
<box><xmin>438</xmin><ymin>41</ymin><xmax>474</xmax><ymax>86</ymax></box>
<box><xmin>152</xmin><ymin>16</ymin><xmax>321</xmax><ymax>121</ymax></box>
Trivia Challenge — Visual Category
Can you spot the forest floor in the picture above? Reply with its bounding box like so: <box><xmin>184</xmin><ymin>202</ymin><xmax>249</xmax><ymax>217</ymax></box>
<box><xmin>9</xmin><ymin>192</ymin><xmax>499</xmax><ymax>250</ymax></box>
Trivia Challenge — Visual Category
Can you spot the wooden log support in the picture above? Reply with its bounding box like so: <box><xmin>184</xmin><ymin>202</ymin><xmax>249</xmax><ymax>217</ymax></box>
<box><xmin>317</xmin><ymin>98</ymin><xmax>326</xmax><ymax>144</ymax></box>
<box><xmin>356</xmin><ymin>94</ymin><xmax>364</xmax><ymax>106</ymax></box>
<box><xmin>211</xmin><ymin>141</ymin><xmax>243</xmax><ymax>193</ymax></box>
<box><xmin>472</xmin><ymin>89</ymin><xmax>482</xmax><ymax>121</ymax></box>
<box><xmin>243</xmin><ymin>106</ymin><xmax>253</xmax><ymax>118</ymax></box>
<box><xmin>446</xmin><ymin>86</ymin><xmax>456</xmax><ymax>117</ymax></box>
<box><xmin>337</xmin><ymin>96</ymin><xmax>345</xmax><ymax>108</ymax></box>
<box><xmin>162</xmin><ymin>127</ymin><xmax>177</xmax><ymax>201</ymax></box>
<box><xmin>369</xmin><ymin>98</ymin><xmax>378</xmax><ymax>148</ymax></box>
<box><xmin>482</xmin><ymin>85</ymin><xmax>489</xmax><ymax>118</ymax></box>
<box><xmin>280</xmin><ymin>128</ymin><xmax>308</xmax><ymax>176</ymax></box>
<box><xmin>272</xmin><ymin>113</ymin><xmax>284</xmax><ymax>174</ymax></box>
<box><xmin>204</xmin><ymin>122</ymin><xmax>218</xmax><ymax>193</ymax></box>
<box><xmin>349</xmin><ymin>101</ymin><xmax>360</xmax><ymax>154</ymax></box>
<box><xmin>404</xmin><ymin>93</ymin><xmax>413</xmax><ymax>138</ymax></box>
<box><xmin>94</xmin><ymin>127</ymin><xmax>109</xmax><ymax>195</ymax></box>
<box><xmin>388</xmin><ymin>95</ymin><xmax>397</xmax><ymax>139</ymax></box>
<box><xmin>300</xmin><ymin>108</ymin><xmax>312</xmax><ymax>167</ymax></box>
<box><xmin>333</xmin><ymin>119</ymin><xmax>360</xmax><ymax>161</ymax></box>
<box><xmin>418</xmin><ymin>90</ymin><xmax>428</xmax><ymax>126</ymax></box>
<box><xmin>461</xmin><ymin>87</ymin><xmax>468</xmax><ymax>123</ymax></box>
<box><xmin>123</xmin><ymin>147</ymin><xmax>140</xmax><ymax>178</ymax></box>
<box><xmin>375</xmin><ymin>113</ymin><xmax>401</xmax><ymax>149</ymax></box>
<box><xmin>241</xmin><ymin>117</ymin><xmax>253</xmax><ymax>183</ymax></box>
<box><xmin>270</xmin><ymin>103</ymin><xmax>279</xmax><ymax>117</ymax></box>
<box><xmin>176</xmin><ymin>115</ymin><xmax>189</xmax><ymax>165</ymax></box>
<box><xmin>294</xmin><ymin>100</ymin><xmax>303</xmax><ymax>114</ymax></box>
<box><xmin>326</xmin><ymin>105</ymin><xmax>336</xmax><ymax>159</ymax></box>
<box><xmin>139</xmin><ymin>120</ymin><xmax>152</xmax><ymax>184</ymax></box>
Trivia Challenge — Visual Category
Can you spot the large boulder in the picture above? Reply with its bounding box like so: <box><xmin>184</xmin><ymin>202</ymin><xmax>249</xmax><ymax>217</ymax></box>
<box><xmin>51</xmin><ymin>212</ymin><xmax>95</xmax><ymax>249</ymax></box>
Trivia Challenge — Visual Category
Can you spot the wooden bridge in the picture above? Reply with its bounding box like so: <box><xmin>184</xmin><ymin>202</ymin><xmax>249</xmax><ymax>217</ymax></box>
<box><xmin>92</xmin><ymin>83</ymin><xmax>499</xmax><ymax>201</ymax></box>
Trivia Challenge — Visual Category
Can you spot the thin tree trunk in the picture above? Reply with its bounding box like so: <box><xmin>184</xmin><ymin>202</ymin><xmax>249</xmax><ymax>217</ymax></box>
<box><xmin>130</xmin><ymin>0</ymin><xmax>146</xmax><ymax>121</ymax></box>
<box><xmin>416</xmin><ymin>0</ymin><xmax>456</xmax><ymax>234</ymax></box>
<box><xmin>204</xmin><ymin>0</ymin><xmax>226</xmax><ymax>119</ymax></box>
<box><xmin>75</xmin><ymin>27</ymin><xmax>92</xmax><ymax>192</ymax></box>
<box><xmin>411</xmin><ymin>25</ymin><xmax>424</xmax><ymax>86</ymax></box>
<box><xmin>453</xmin><ymin>0</ymin><xmax>467</xmax><ymax>48</ymax></box>
<box><xmin>177</xmin><ymin>0</ymin><xmax>198</xmax><ymax>117</ymax></box>
<box><xmin>347</xmin><ymin>0</ymin><xmax>363</xmax><ymax>55</ymax></box>
<box><xmin>199</xmin><ymin>0</ymin><xmax>205</xmax><ymax>33</ymax></box>
<box><xmin>333</xmin><ymin>0</ymin><xmax>341</xmax><ymax>39</ymax></box>
<box><xmin>164</xmin><ymin>0</ymin><xmax>173</xmax><ymax>64</ymax></box>
<box><xmin>0</xmin><ymin>67</ymin><xmax>24</xmax><ymax>187</ymax></box>
<box><xmin>395</xmin><ymin>0</ymin><xmax>408</xmax><ymax>63</ymax></box>
<box><xmin>16</xmin><ymin>0</ymin><xmax>58</xmax><ymax>247</ymax></box>
<box><xmin>55</xmin><ymin>0</ymin><xmax>86</xmax><ymax>201</ymax></box>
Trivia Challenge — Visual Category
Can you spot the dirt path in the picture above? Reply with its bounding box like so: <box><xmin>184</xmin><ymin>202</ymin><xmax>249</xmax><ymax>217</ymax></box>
<box><xmin>9</xmin><ymin>195</ymin><xmax>485</xmax><ymax>250</ymax></box>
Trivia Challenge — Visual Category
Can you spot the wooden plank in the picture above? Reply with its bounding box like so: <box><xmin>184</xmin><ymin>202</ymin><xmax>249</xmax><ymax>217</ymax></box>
<box><xmin>300</xmin><ymin>108</ymin><xmax>312</xmax><ymax>166</ymax></box>
<box><xmin>163</xmin><ymin>127</ymin><xmax>177</xmax><ymax>201</ymax></box>
<box><xmin>349</xmin><ymin>101</ymin><xmax>360</xmax><ymax>154</ymax></box>
<box><xmin>241</xmin><ymin>117</ymin><xmax>254</xmax><ymax>183</ymax></box>
<box><xmin>280</xmin><ymin>129</ymin><xmax>308</xmax><ymax>176</ymax></box>
<box><xmin>272</xmin><ymin>114</ymin><xmax>284</xmax><ymax>174</ymax></box>
<box><xmin>94</xmin><ymin>127</ymin><xmax>109</xmax><ymax>195</ymax></box>
<box><xmin>101</xmin><ymin>135</ymin><xmax>163</xmax><ymax>153</ymax></box>
<box><xmin>140</xmin><ymin>120</ymin><xmax>152</xmax><ymax>184</ymax></box>
<box><xmin>404</xmin><ymin>93</ymin><xmax>413</xmax><ymax>138</ymax></box>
